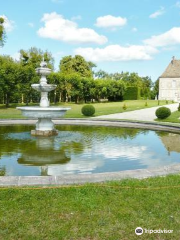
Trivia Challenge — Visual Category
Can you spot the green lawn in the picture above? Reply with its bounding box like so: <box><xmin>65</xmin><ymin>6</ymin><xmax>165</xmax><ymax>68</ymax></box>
<box><xmin>0</xmin><ymin>100</ymin><xmax>172</xmax><ymax>119</ymax></box>
<box><xmin>0</xmin><ymin>175</ymin><xmax>180</xmax><ymax>239</ymax></box>
<box><xmin>156</xmin><ymin>110</ymin><xmax>180</xmax><ymax>124</ymax></box>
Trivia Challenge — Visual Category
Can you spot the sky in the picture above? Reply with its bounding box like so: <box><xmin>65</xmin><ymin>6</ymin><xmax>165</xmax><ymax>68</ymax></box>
<box><xmin>1</xmin><ymin>0</ymin><xmax>180</xmax><ymax>81</ymax></box>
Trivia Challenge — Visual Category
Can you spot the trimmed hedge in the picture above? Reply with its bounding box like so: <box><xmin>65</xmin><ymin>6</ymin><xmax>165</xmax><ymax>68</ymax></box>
<box><xmin>155</xmin><ymin>107</ymin><xmax>171</xmax><ymax>119</ymax></box>
<box><xmin>123</xmin><ymin>87</ymin><xmax>141</xmax><ymax>100</ymax></box>
<box><xmin>81</xmin><ymin>105</ymin><xmax>95</xmax><ymax>116</ymax></box>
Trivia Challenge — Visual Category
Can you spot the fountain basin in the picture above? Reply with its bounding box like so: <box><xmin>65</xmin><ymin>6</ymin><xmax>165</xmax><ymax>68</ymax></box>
<box><xmin>31</xmin><ymin>84</ymin><xmax>57</xmax><ymax>92</ymax></box>
<box><xmin>17</xmin><ymin>106</ymin><xmax>71</xmax><ymax>136</ymax></box>
<box><xmin>17</xmin><ymin>106</ymin><xmax>70</xmax><ymax>119</ymax></box>
<box><xmin>36</xmin><ymin>67</ymin><xmax>51</xmax><ymax>76</ymax></box>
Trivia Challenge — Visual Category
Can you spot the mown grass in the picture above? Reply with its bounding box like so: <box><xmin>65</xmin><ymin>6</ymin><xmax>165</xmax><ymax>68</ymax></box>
<box><xmin>0</xmin><ymin>175</ymin><xmax>180</xmax><ymax>239</ymax></box>
<box><xmin>156</xmin><ymin>110</ymin><xmax>180</xmax><ymax>124</ymax></box>
<box><xmin>0</xmin><ymin>100</ymin><xmax>172</xmax><ymax>119</ymax></box>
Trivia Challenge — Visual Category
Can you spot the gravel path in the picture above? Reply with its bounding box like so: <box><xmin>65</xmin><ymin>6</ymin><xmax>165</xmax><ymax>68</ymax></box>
<box><xmin>94</xmin><ymin>103</ymin><xmax>179</xmax><ymax>121</ymax></box>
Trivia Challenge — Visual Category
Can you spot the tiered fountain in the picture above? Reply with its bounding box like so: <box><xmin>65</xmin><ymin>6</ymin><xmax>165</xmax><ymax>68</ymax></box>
<box><xmin>17</xmin><ymin>60</ymin><xmax>70</xmax><ymax>136</ymax></box>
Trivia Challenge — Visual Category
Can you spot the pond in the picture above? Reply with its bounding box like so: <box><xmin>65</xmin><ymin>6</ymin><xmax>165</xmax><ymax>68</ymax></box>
<box><xmin>0</xmin><ymin>125</ymin><xmax>180</xmax><ymax>176</ymax></box>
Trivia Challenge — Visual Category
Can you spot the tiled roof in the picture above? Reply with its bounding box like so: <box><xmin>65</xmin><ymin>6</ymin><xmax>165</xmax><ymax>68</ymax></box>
<box><xmin>160</xmin><ymin>59</ymin><xmax>180</xmax><ymax>78</ymax></box>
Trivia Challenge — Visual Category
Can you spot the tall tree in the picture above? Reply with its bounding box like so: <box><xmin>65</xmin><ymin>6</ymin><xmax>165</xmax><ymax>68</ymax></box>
<box><xmin>0</xmin><ymin>17</ymin><xmax>6</xmax><ymax>47</ymax></box>
<box><xmin>59</xmin><ymin>55</ymin><xmax>95</xmax><ymax>78</ymax></box>
<box><xmin>0</xmin><ymin>55</ymin><xmax>20</xmax><ymax>107</ymax></box>
<box><xmin>19</xmin><ymin>47</ymin><xmax>54</xmax><ymax>69</ymax></box>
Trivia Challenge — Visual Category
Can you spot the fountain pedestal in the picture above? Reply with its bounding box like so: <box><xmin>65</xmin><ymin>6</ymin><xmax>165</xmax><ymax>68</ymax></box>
<box><xmin>17</xmin><ymin>60</ymin><xmax>70</xmax><ymax>136</ymax></box>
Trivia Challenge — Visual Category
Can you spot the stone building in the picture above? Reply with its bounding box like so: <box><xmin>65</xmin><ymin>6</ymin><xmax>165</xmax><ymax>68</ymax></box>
<box><xmin>158</xmin><ymin>57</ymin><xmax>180</xmax><ymax>101</ymax></box>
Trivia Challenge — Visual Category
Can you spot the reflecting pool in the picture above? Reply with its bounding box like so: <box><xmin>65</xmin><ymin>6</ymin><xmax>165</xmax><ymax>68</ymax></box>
<box><xmin>0</xmin><ymin>125</ymin><xmax>180</xmax><ymax>176</ymax></box>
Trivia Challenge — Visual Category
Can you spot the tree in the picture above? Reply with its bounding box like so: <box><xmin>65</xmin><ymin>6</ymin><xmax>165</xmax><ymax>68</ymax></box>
<box><xmin>94</xmin><ymin>69</ymin><xmax>109</xmax><ymax>79</ymax></box>
<box><xmin>0</xmin><ymin>17</ymin><xmax>6</xmax><ymax>47</ymax></box>
<box><xmin>59</xmin><ymin>55</ymin><xmax>95</xmax><ymax>78</ymax></box>
<box><xmin>20</xmin><ymin>47</ymin><xmax>54</xmax><ymax>69</ymax></box>
<box><xmin>0</xmin><ymin>55</ymin><xmax>20</xmax><ymax>107</ymax></box>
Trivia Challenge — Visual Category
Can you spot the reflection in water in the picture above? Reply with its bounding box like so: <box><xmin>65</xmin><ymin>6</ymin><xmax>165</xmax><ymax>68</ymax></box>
<box><xmin>0</xmin><ymin>125</ymin><xmax>180</xmax><ymax>176</ymax></box>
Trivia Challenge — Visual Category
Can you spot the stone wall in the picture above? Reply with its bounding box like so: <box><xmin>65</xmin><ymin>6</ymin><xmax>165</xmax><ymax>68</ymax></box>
<box><xmin>159</xmin><ymin>77</ymin><xmax>180</xmax><ymax>101</ymax></box>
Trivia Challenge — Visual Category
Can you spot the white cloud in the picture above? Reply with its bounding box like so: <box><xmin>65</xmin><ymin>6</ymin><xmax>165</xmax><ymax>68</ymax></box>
<box><xmin>28</xmin><ymin>23</ymin><xmax>34</xmax><ymax>28</ymax></box>
<box><xmin>0</xmin><ymin>15</ymin><xmax>15</xmax><ymax>32</ymax></box>
<box><xmin>95</xmin><ymin>15</ymin><xmax>127</xmax><ymax>30</ymax></box>
<box><xmin>132</xmin><ymin>27</ymin><xmax>137</xmax><ymax>32</ymax></box>
<box><xmin>143</xmin><ymin>27</ymin><xmax>180</xmax><ymax>47</ymax></box>
<box><xmin>37</xmin><ymin>12</ymin><xmax>107</xmax><ymax>45</ymax></box>
<box><xmin>149</xmin><ymin>7</ymin><xmax>165</xmax><ymax>18</ymax></box>
<box><xmin>74</xmin><ymin>44</ymin><xmax>158</xmax><ymax>62</ymax></box>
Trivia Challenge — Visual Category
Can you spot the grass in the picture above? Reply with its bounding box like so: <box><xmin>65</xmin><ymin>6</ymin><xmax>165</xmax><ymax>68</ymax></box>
<box><xmin>0</xmin><ymin>175</ymin><xmax>180</xmax><ymax>239</ymax></box>
<box><xmin>0</xmin><ymin>100</ymin><xmax>172</xmax><ymax>119</ymax></box>
<box><xmin>156</xmin><ymin>111</ymin><xmax>180</xmax><ymax>124</ymax></box>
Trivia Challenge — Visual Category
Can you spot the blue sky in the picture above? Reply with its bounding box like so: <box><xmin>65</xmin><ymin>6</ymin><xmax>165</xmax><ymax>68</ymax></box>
<box><xmin>1</xmin><ymin>0</ymin><xmax>180</xmax><ymax>81</ymax></box>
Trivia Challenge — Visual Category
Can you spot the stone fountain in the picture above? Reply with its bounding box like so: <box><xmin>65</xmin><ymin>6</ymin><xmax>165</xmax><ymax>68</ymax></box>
<box><xmin>17</xmin><ymin>60</ymin><xmax>70</xmax><ymax>136</ymax></box>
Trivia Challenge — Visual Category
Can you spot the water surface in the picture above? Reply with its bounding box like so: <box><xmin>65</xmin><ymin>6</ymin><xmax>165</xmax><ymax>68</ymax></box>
<box><xmin>0</xmin><ymin>125</ymin><xmax>180</xmax><ymax>176</ymax></box>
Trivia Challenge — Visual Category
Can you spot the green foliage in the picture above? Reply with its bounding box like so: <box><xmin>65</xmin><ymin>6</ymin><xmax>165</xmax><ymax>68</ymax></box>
<box><xmin>0</xmin><ymin>17</ymin><xmax>6</xmax><ymax>47</ymax></box>
<box><xmin>59</xmin><ymin>55</ymin><xmax>95</xmax><ymax>78</ymax></box>
<box><xmin>123</xmin><ymin>87</ymin><xmax>140</xmax><ymax>100</ymax></box>
<box><xmin>145</xmin><ymin>101</ymin><xmax>148</xmax><ymax>107</ymax></box>
<box><xmin>166</xmin><ymin>100</ymin><xmax>168</xmax><ymax>104</ymax></box>
<box><xmin>155</xmin><ymin>107</ymin><xmax>171</xmax><ymax>119</ymax></box>
<box><xmin>20</xmin><ymin>47</ymin><xmax>54</xmax><ymax>69</ymax></box>
<box><xmin>151</xmin><ymin>79</ymin><xmax>159</xmax><ymax>99</ymax></box>
<box><xmin>81</xmin><ymin>104</ymin><xmax>95</xmax><ymax>116</ymax></box>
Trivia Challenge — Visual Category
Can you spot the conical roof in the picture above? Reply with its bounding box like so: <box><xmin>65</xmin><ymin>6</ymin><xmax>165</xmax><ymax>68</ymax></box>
<box><xmin>160</xmin><ymin>59</ymin><xmax>180</xmax><ymax>78</ymax></box>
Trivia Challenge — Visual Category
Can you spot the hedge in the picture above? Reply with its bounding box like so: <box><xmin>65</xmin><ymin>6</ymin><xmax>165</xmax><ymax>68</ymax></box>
<box><xmin>123</xmin><ymin>87</ymin><xmax>141</xmax><ymax>100</ymax></box>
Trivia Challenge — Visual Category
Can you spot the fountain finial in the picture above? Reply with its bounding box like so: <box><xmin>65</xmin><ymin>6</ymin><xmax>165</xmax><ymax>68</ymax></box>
<box><xmin>40</xmin><ymin>57</ymin><xmax>47</xmax><ymax>68</ymax></box>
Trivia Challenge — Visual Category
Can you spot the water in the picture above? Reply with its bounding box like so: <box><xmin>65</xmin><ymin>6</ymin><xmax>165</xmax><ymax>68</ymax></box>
<box><xmin>0</xmin><ymin>125</ymin><xmax>180</xmax><ymax>176</ymax></box>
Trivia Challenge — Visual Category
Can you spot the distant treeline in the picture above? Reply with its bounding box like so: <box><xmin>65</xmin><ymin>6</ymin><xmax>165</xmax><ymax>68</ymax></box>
<box><xmin>0</xmin><ymin>47</ymin><xmax>159</xmax><ymax>107</ymax></box>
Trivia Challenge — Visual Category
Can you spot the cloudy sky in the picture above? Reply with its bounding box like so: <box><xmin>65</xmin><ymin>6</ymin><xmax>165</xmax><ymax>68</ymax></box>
<box><xmin>1</xmin><ymin>0</ymin><xmax>180</xmax><ymax>81</ymax></box>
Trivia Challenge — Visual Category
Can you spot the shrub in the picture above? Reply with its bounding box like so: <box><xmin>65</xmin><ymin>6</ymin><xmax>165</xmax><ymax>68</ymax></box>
<box><xmin>123</xmin><ymin>87</ymin><xmax>141</xmax><ymax>100</ymax></box>
<box><xmin>122</xmin><ymin>103</ymin><xmax>127</xmax><ymax>110</ymax></box>
<box><xmin>155</xmin><ymin>107</ymin><xmax>171</xmax><ymax>119</ymax></box>
<box><xmin>145</xmin><ymin>101</ymin><xmax>148</xmax><ymax>107</ymax></box>
<box><xmin>81</xmin><ymin>105</ymin><xmax>95</xmax><ymax>116</ymax></box>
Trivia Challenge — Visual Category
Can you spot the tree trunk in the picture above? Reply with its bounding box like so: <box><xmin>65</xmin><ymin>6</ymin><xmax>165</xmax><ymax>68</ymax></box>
<box><xmin>59</xmin><ymin>92</ymin><xmax>62</xmax><ymax>102</ymax></box>
<box><xmin>5</xmin><ymin>93</ymin><xmax>9</xmax><ymax>108</ymax></box>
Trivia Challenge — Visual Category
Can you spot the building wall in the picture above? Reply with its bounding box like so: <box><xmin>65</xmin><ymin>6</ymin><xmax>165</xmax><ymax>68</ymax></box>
<box><xmin>159</xmin><ymin>77</ymin><xmax>180</xmax><ymax>101</ymax></box>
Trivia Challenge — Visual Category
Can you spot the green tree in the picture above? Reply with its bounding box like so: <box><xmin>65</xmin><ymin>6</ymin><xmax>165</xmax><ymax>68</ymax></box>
<box><xmin>20</xmin><ymin>47</ymin><xmax>54</xmax><ymax>69</ymax></box>
<box><xmin>0</xmin><ymin>17</ymin><xmax>6</xmax><ymax>47</ymax></box>
<box><xmin>0</xmin><ymin>55</ymin><xmax>20</xmax><ymax>107</ymax></box>
<box><xmin>59</xmin><ymin>55</ymin><xmax>95</xmax><ymax>78</ymax></box>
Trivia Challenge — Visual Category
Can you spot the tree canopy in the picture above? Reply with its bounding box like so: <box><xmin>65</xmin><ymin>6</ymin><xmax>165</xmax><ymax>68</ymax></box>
<box><xmin>59</xmin><ymin>55</ymin><xmax>95</xmax><ymax>78</ymax></box>
<box><xmin>0</xmin><ymin>17</ymin><xmax>6</xmax><ymax>47</ymax></box>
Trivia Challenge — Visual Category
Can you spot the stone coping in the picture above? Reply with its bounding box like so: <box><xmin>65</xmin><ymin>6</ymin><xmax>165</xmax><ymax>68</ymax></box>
<box><xmin>0</xmin><ymin>164</ymin><xmax>180</xmax><ymax>186</ymax></box>
<box><xmin>0</xmin><ymin>119</ymin><xmax>180</xmax><ymax>186</ymax></box>
<box><xmin>0</xmin><ymin>118</ymin><xmax>180</xmax><ymax>133</ymax></box>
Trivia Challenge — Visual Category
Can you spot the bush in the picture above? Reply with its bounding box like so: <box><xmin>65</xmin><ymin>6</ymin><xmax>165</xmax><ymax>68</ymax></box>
<box><xmin>145</xmin><ymin>101</ymin><xmax>148</xmax><ymax>107</ymax></box>
<box><xmin>81</xmin><ymin>105</ymin><xmax>95</xmax><ymax>116</ymax></box>
<box><xmin>122</xmin><ymin>103</ymin><xmax>127</xmax><ymax>110</ymax></box>
<box><xmin>155</xmin><ymin>107</ymin><xmax>171</xmax><ymax>119</ymax></box>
